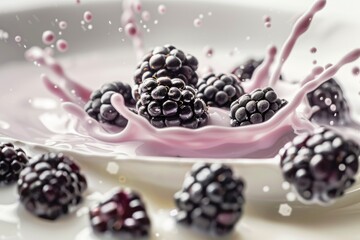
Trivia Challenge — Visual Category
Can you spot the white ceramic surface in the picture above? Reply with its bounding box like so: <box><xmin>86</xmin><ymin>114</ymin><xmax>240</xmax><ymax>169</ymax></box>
<box><xmin>1</xmin><ymin>0</ymin><xmax>360</xmax><ymax>239</ymax></box>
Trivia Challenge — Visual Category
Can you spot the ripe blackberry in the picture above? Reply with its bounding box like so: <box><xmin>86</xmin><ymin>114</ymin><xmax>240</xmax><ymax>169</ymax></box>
<box><xmin>84</xmin><ymin>81</ymin><xmax>136</xmax><ymax>128</ymax></box>
<box><xmin>306</xmin><ymin>78</ymin><xmax>350</xmax><ymax>125</ymax></box>
<box><xmin>196</xmin><ymin>73</ymin><xmax>245</xmax><ymax>108</ymax></box>
<box><xmin>18</xmin><ymin>152</ymin><xmax>87</xmax><ymax>220</ymax></box>
<box><xmin>136</xmin><ymin>77</ymin><xmax>208</xmax><ymax>129</ymax></box>
<box><xmin>0</xmin><ymin>143</ymin><xmax>29</xmax><ymax>186</ymax></box>
<box><xmin>279</xmin><ymin>128</ymin><xmax>360</xmax><ymax>203</ymax></box>
<box><xmin>134</xmin><ymin>45</ymin><xmax>199</xmax><ymax>87</ymax></box>
<box><xmin>174</xmin><ymin>163</ymin><xmax>245</xmax><ymax>235</ymax></box>
<box><xmin>229</xmin><ymin>87</ymin><xmax>287</xmax><ymax>127</ymax></box>
<box><xmin>89</xmin><ymin>188</ymin><xmax>151</xmax><ymax>238</ymax></box>
<box><xmin>231</xmin><ymin>58</ymin><xmax>263</xmax><ymax>82</ymax></box>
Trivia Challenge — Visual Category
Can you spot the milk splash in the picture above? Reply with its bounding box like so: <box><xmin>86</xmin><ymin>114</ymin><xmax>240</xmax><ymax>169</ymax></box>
<box><xmin>25</xmin><ymin>0</ymin><xmax>360</xmax><ymax>157</ymax></box>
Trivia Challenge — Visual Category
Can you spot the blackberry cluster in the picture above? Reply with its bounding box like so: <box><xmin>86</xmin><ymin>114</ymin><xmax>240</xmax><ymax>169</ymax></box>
<box><xmin>136</xmin><ymin>77</ymin><xmax>208</xmax><ymax>129</ymax></box>
<box><xmin>307</xmin><ymin>78</ymin><xmax>350</xmax><ymax>125</ymax></box>
<box><xmin>279</xmin><ymin>128</ymin><xmax>360</xmax><ymax>203</ymax></box>
<box><xmin>0</xmin><ymin>143</ymin><xmax>29</xmax><ymax>185</ymax></box>
<box><xmin>18</xmin><ymin>152</ymin><xmax>87</xmax><ymax>220</ymax></box>
<box><xmin>231</xmin><ymin>58</ymin><xmax>263</xmax><ymax>82</ymax></box>
<box><xmin>89</xmin><ymin>188</ymin><xmax>151</xmax><ymax>238</ymax></box>
<box><xmin>84</xmin><ymin>81</ymin><xmax>136</xmax><ymax>128</ymax></box>
<box><xmin>229</xmin><ymin>87</ymin><xmax>287</xmax><ymax>127</ymax></box>
<box><xmin>134</xmin><ymin>45</ymin><xmax>199</xmax><ymax>87</ymax></box>
<box><xmin>196</xmin><ymin>73</ymin><xmax>245</xmax><ymax>108</ymax></box>
<box><xmin>174</xmin><ymin>163</ymin><xmax>245</xmax><ymax>235</ymax></box>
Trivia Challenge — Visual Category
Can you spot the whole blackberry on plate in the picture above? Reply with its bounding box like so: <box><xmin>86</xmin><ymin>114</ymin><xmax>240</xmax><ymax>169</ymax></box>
<box><xmin>231</xmin><ymin>58</ymin><xmax>263</xmax><ymax>82</ymax></box>
<box><xmin>174</xmin><ymin>163</ymin><xmax>245</xmax><ymax>235</ymax></box>
<box><xmin>84</xmin><ymin>81</ymin><xmax>136</xmax><ymax>128</ymax></box>
<box><xmin>196</xmin><ymin>73</ymin><xmax>245</xmax><ymax>108</ymax></box>
<box><xmin>89</xmin><ymin>188</ymin><xmax>150</xmax><ymax>238</ymax></box>
<box><xmin>18</xmin><ymin>152</ymin><xmax>87</xmax><ymax>220</ymax></box>
<box><xmin>0</xmin><ymin>143</ymin><xmax>29</xmax><ymax>186</ymax></box>
<box><xmin>229</xmin><ymin>87</ymin><xmax>287</xmax><ymax>127</ymax></box>
<box><xmin>136</xmin><ymin>77</ymin><xmax>208</xmax><ymax>129</ymax></box>
<box><xmin>306</xmin><ymin>78</ymin><xmax>350</xmax><ymax>125</ymax></box>
<box><xmin>279</xmin><ymin>128</ymin><xmax>360</xmax><ymax>203</ymax></box>
<box><xmin>134</xmin><ymin>45</ymin><xmax>199</xmax><ymax>87</ymax></box>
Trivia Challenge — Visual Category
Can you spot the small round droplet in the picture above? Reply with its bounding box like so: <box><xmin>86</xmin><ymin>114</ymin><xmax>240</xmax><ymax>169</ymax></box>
<box><xmin>42</xmin><ymin>31</ymin><xmax>55</xmax><ymax>45</ymax></box>
<box><xmin>142</xmin><ymin>11</ymin><xmax>151</xmax><ymax>21</ymax></box>
<box><xmin>352</xmin><ymin>66</ymin><xmax>360</xmax><ymax>76</ymax></box>
<box><xmin>310</xmin><ymin>47</ymin><xmax>317</xmax><ymax>54</ymax></box>
<box><xmin>118</xmin><ymin>27</ymin><xmax>123</xmax><ymax>32</ymax></box>
<box><xmin>83</xmin><ymin>11</ymin><xmax>93</xmax><ymax>23</ymax></box>
<box><xmin>88</xmin><ymin>24</ymin><xmax>93</xmax><ymax>30</ymax></box>
<box><xmin>312</xmin><ymin>60</ymin><xmax>317</xmax><ymax>65</ymax></box>
<box><xmin>125</xmin><ymin>23</ymin><xmax>137</xmax><ymax>37</ymax></box>
<box><xmin>158</xmin><ymin>4</ymin><xmax>166</xmax><ymax>15</ymax></box>
<box><xmin>263</xmin><ymin>15</ymin><xmax>271</xmax><ymax>28</ymax></box>
<box><xmin>194</xmin><ymin>18</ymin><xmax>202</xmax><ymax>27</ymax></box>
<box><xmin>56</xmin><ymin>39</ymin><xmax>68</xmax><ymax>52</ymax></box>
<box><xmin>59</xmin><ymin>21</ymin><xmax>67</xmax><ymax>29</ymax></box>
<box><xmin>203</xmin><ymin>45</ymin><xmax>213</xmax><ymax>58</ymax></box>
<box><xmin>15</xmin><ymin>35</ymin><xmax>21</xmax><ymax>42</ymax></box>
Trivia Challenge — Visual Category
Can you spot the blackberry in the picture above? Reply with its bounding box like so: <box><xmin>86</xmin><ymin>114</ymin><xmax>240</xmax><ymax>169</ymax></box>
<box><xmin>306</xmin><ymin>78</ymin><xmax>350</xmax><ymax>125</ymax></box>
<box><xmin>134</xmin><ymin>45</ymin><xmax>199</xmax><ymax>87</ymax></box>
<box><xmin>174</xmin><ymin>163</ymin><xmax>245</xmax><ymax>235</ymax></box>
<box><xmin>279</xmin><ymin>128</ymin><xmax>360</xmax><ymax>203</ymax></box>
<box><xmin>84</xmin><ymin>81</ymin><xmax>136</xmax><ymax>128</ymax></box>
<box><xmin>229</xmin><ymin>87</ymin><xmax>287</xmax><ymax>127</ymax></box>
<box><xmin>231</xmin><ymin>58</ymin><xmax>263</xmax><ymax>82</ymax></box>
<box><xmin>136</xmin><ymin>77</ymin><xmax>208</xmax><ymax>129</ymax></box>
<box><xmin>0</xmin><ymin>143</ymin><xmax>29</xmax><ymax>186</ymax></box>
<box><xmin>18</xmin><ymin>152</ymin><xmax>87</xmax><ymax>220</ymax></box>
<box><xmin>89</xmin><ymin>188</ymin><xmax>151</xmax><ymax>238</ymax></box>
<box><xmin>196</xmin><ymin>73</ymin><xmax>245</xmax><ymax>108</ymax></box>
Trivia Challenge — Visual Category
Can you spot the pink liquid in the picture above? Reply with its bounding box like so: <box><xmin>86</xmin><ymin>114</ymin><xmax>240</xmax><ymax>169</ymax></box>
<box><xmin>24</xmin><ymin>0</ymin><xmax>360</xmax><ymax>158</ymax></box>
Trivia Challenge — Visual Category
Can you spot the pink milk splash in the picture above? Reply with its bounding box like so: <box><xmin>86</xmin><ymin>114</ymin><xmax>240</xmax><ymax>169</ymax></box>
<box><xmin>25</xmin><ymin>0</ymin><xmax>360</xmax><ymax>158</ymax></box>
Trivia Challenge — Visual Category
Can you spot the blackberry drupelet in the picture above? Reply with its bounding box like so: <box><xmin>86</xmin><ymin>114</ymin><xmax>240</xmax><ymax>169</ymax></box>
<box><xmin>0</xmin><ymin>143</ymin><xmax>29</xmax><ymax>186</ymax></box>
<box><xmin>229</xmin><ymin>87</ymin><xmax>287</xmax><ymax>127</ymax></box>
<box><xmin>18</xmin><ymin>152</ymin><xmax>87</xmax><ymax>220</ymax></box>
<box><xmin>84</xmin><ymin>81</ymin><xmax>136</xmax><ymax>128</ymax></box>
<box><xmin>196</xmin><ymin>73</ymin><xmax>245</xmax><ymax>108</ymax></box>
<box><xmin>134</xmin><ymin>45</ymin><xmax>199</xmax><ymax>87</ymax></box>
<box><xmin>279</xmin><ymin>128</ymin><xmax>360</xmax><ymax>203</ymax></box>
<box><xmin>136</xmin><ymin>76</ymin><xmax>208</xmax><ymax>129</ymax></box>
<box><xmin>306</xmin><ymin>78</ymin><xmax>350</xmax><ymax>125</ymax></box>
<box><xmin>173</xmin><ymin>163</ymin><xmax>245</xmax><ymax>235</ymax></box>
<box><xmin>231</xmin><ymin>58</ymin><xmax>263</xmax><ymax>82</ymax></box>
<box><xmin>89</xmin><ymin>188</ymin><xmax>151</xmax><ymax>238</ymax></box>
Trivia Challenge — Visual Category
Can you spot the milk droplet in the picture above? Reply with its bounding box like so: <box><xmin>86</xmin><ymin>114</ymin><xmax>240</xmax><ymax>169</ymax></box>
<box><xmin>106</xmin><ymin>162</ymin><xmax>120</xmax><ymax>175</ymax></box>
<box><xmin>154</xmin><ymin>20</ymin><xmax>159</xmax><ymax>24</ymax></box>
<box><xmin>282</xmin><ymin>181</ymin><xmax>290</xmax><ymax>190</ymax></box>
<box><xmin>158</xmin><ymin>4</ymin><xmax>166</xmax><ymax>15</ymax></box>
<box><xmin>56</xmin><ymin>39</ymin><xmax>68</xmax><ymax>52</ymax></box>
<box><xmin>88</xmin><ymin>24</ymin><xmax>93</xmax><ymax>30</ymax></box>
<box><xmin>352</xmin><ymin>66</ymin><xmax>360</xmax><ymax>76</ymax></box>
<box><xmin>125</xmin><ymin>23</ymin><xmax>137</xmax><ymax>37</ymax></box>
<box><xmin>286</xmin><ymin>192</ymin><xmax>296</xmax><ymax>202</ymax></box>
<box><xmin>83</xmin><ymin>11</ymin><xmax>93</xmax><ymax>23</ymax></box>
<box><xmin>208</xmin><ymin>12</ymin><xmax>212</xmax><ymax>16</ymax></box>
<box><xmin>330</xmin><ymin>104</ymin><xmax>336</xmax><ymax>112</ymax></box>
<box><xmin>59</xmin><ymin>21</ymin><xmax>67</xmax><ymax>29</ymax></box>
<box><xmin>142</xmin><ymin>11</ymin><xmax>151</xmax><ymax>21</ymax></box>
<box><xmin>312</xmin><ymin>60</ymin><xmax>317</xmax><ymax>65</ymax></box>
<box><xmin>324</xmin><ymin>98</ymin><xmax>332</xmax><ymax>106</ymax></box>
<box><xmin>0</xmin><ymin>120</ymin><xmax>10</xmax><ymax>129</ymax></box>
<box><xmin>263</xmin><ymin>186</ymin><xmax>270</xmax><ymax>192</ymax></box>
<box><xmin>194</xmin><ymin>18</ymin><xmax>202</xmax><ymax>27</ymax></box>
<box><xmin>199</xmin><ymin>14</ymin><xmax>204</xmax><ymax>19</ymax></box>
<box><xmin>14</xmin><ymin>35</ymin><xmax>21</xmax><ymax>42</ymax></box>
<box><xmin>310</xmin><ymin>47</ymin><xmax>317</xmax><ymax>53</ymax></box>
<box><xmin>42</xmin><ymin>30</ymin><xmax>55</xmax><ymax>45</ymax></box>
<box><xmin>203</xmin><ymin>45</ymin><xmax>213</xmax><ymax>58</ymax></box>
<box><xmin>279</xmin><ymin>203</ymin><xmax>292</xmax><ymax>217</ymax></box>
<box><xmin>118</xmin><ymin>27</ymin><xmax>123</xmax><ymax>32</ymax></box>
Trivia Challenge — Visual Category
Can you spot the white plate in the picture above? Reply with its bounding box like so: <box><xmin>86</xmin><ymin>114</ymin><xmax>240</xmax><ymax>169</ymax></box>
<box><xmin>1</xmin><ymin>0</ymin><xmax>360</xmax><ymax>239</ymax></box>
